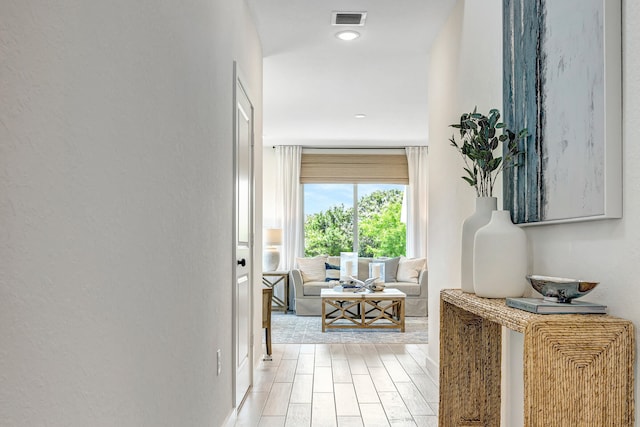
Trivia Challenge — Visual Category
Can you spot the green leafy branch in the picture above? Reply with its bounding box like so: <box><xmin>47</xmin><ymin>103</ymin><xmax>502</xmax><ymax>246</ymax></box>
<box><xmin>449</xmin><ymin>107</ymin><xmax>528</xmax><ymax>197</ymax></box>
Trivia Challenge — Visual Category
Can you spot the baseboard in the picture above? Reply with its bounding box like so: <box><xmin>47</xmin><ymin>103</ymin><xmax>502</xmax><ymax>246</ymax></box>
<box><xmin>424</xmin><ymin>354</ymin><xmax>439</xmax><ymax>385</ymax></box>
<box><xmin>222</xmin><ymin>408</ymin><xmax>237</xmax><ymax>427</ymax></box>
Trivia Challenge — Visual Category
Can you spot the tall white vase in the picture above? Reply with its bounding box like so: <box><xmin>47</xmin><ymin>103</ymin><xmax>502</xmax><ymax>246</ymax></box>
<box><xmin>460</xmin><ymin>197</ymin><xmax>497</xmax><ymax>293</ymax></box>
<box><xmin>473</xmin><ymin>210</ymin><xmax>528</xmax><ymax>298</ymax></box>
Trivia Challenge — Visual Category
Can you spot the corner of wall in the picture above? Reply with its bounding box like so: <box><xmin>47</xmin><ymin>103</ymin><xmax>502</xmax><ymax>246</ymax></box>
<box><xmin>426</xmin><ymin>0</ymin><xmax>504</xmax><ymax>375</ymax></box>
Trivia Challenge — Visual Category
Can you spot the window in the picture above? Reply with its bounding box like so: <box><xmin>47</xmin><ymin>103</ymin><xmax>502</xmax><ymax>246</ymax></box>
<box><xmin>303</xmin><ymin>183</ymin><xmax>406</xmax><ymax>257</ymax></box>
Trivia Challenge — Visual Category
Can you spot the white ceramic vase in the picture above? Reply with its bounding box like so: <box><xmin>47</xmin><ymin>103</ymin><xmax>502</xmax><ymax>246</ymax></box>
<box><xmin>473</xmin><ymin>210</ymin><xmax>528</xmax><ymax>298</ymax></box>
<box><xmin>461</xmin><ymin>197</ymin><xmax>497</xmax><ymax>293</ymax></box>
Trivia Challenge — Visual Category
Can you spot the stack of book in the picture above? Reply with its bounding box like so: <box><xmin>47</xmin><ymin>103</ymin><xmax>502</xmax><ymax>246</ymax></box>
<box><xmin>506</xmin><ymin>297</ymin><xmax>607</xmax><ymax>314</ymax></box>
<box><xmin>332</xmin><ymin>283</ymin><xmax>360</xmax><ymax>292</ymax></box>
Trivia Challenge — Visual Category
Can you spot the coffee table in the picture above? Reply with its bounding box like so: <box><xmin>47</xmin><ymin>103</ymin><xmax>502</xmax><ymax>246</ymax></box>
<box><xmin>321</xmin><ymin>288</ymin><xmax>406</xmax><ymax>332</ymax></box>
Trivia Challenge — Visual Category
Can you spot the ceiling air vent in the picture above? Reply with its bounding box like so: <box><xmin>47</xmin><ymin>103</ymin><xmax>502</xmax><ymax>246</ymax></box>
<box><xmin>331</xmin><ymin>11</ymin><xmax>367</xmax><ymax>26</ymax></box>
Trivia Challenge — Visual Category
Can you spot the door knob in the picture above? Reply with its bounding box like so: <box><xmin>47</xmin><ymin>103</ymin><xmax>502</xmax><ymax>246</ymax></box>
<box><xmin>237</xmin><ymin>258</ymin><xmax>246</xmax><ymax>267</ymax></box>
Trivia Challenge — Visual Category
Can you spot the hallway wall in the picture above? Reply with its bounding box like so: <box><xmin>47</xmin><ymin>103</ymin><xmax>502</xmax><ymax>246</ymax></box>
<box><xmin>0</xmin><ymin>1</ymin><xmax>262</xmax><ymax>425</ymax></box>
<box><xmin>428</xmin><ymin>0</ymin><xmax>640</xmax><ymax>425</ymax></box>
<box><xmin>426</xmin><ymin>0</ymin><xmax>504</xmax><ymax>373</ymax></box>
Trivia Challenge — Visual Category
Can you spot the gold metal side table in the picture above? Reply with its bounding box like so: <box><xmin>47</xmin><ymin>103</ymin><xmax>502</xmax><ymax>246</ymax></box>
<box><xmin>439</xmin><ymin>289</ymin><xmax>635</xmax><ymax>427</ymax></box>
<box><xmin>262</xmin><ymin>271</ymin><xmax>289</xmax><ymax>313</ymax></box>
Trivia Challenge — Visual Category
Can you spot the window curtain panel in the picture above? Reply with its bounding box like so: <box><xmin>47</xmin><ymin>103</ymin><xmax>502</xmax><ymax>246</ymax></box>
<box><xmin>405</xmin><ymin>147</ymin><xmax>428</xmax><ymax>258</ymax></box>
<box><xmin>275</xmin><ymin>145</ymin><xmax>304</xmax><ymax>270</ymax></box>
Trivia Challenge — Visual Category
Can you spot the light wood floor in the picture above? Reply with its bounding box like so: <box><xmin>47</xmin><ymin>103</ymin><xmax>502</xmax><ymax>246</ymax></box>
<box><xmin>235</xmin><ymin>343</ymin><xmax>438</xmax><ymax>427</ymax></box>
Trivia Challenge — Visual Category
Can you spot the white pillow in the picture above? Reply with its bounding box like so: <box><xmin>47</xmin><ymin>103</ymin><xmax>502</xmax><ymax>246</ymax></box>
<box><xmin>396</xmin><ymin>257</ymin><xmax>426</xmax><ymax>283</ymax></box>
<box><xmin>296</xmin><ymin>256</ymin><xmax>327</xmax><ymax>282</ymax></box>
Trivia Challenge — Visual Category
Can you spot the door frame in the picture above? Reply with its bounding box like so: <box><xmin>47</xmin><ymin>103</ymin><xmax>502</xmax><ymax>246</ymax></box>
<box><xmin>232</xmin><ymin>61</ymin><xmax>255</xmax><ymax>409</ymax></box>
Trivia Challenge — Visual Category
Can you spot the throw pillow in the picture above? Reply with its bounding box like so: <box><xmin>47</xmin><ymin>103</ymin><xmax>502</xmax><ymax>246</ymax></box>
<box><xmin>396</xmin><ymin>257</ymin><xmax>426</xmax><ymax>283</ymax></box>
<box><xmin>296</xmin><ymin>256</ymin><xmax>327</xmax><ymax>282</ymax></box>
<box><xmin>325</xmin><ymin>262</ymin><xmax>341</xmax><ymax>282</ymax></box>
<box><xmin>372</xmin><ymin>257</ymin><xmax>401</xmax><ymax>283</ymax></box>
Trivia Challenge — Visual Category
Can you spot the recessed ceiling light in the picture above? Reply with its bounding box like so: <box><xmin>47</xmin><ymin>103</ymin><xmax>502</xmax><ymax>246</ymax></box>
<box><xmin>354</xmin><ymin>114</ymin><xmax>367</xmax><ymax>119</ymax></box>
<box><xmin>336</xmin><ymin>30</ymin><xmax>360</xmax><ymax>41</ymax></box>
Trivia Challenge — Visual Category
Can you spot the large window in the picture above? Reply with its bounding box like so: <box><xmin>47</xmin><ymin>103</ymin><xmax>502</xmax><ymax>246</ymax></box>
<box><xmin>303</xmin><ymin>183</ymin><xmax>406</xmax><ymax>257</ymax></box>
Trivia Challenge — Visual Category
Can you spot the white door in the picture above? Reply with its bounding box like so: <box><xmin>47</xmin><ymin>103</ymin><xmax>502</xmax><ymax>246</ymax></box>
<box><xmin>233</xmin><ymin>65</ymin><xmax>254</xmax><ymax>407</ymax></box>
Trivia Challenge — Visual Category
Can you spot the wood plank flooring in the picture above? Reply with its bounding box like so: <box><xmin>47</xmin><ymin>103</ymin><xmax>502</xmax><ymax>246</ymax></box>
<box><xmin>235</xmin><ymin>343</ymin><xmax>438</xmax><ymax>427</ymax></box>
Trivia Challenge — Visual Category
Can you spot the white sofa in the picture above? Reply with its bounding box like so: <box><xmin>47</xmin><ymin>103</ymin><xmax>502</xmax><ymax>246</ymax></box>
<box><xmin>290</xmin><ymin>255</ymin><xmax>427</xmax><ymax>316</ymax></box>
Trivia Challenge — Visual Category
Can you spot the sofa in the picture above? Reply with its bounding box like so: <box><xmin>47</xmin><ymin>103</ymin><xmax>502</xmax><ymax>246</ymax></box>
<box><xmin>290</xmin><ymin>255</ymin><xmax>427</xmax><ymax>316</ymax></box>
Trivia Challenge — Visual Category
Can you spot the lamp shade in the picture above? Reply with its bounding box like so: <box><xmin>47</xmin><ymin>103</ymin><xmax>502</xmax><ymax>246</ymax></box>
<box><xmin>264</xmin><ymin>228</ymin><xmax>282</xmax><ymax>246</ymax></box>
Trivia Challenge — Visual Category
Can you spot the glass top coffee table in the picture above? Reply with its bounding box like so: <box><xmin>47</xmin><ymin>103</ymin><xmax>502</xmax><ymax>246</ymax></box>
<box><xmin>320</xmin><ymin>288</ymin><xmax>406</xmax><ymax>332</ymax></box>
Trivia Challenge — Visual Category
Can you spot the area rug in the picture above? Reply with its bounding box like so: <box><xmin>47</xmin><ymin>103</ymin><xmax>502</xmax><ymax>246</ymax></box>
<box><xmin>270</xmin><ymin>313</ymin><xmax>428</xmax><ymax>344</ymax></box>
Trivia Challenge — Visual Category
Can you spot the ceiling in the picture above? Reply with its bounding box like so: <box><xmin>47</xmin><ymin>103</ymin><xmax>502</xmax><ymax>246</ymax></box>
<box><xmin>246</xmin><ymin>0</ymin><xmax>457</xmax><ymax>147</ymax></box>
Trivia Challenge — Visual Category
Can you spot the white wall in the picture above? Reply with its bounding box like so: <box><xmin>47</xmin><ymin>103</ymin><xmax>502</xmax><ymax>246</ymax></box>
<box><xmin>426</xmin><ymin>0</ymin><xmax>504</xmax><ymax>371</ymax></box>
<box><xmin>0</xmin><ymin>1</ymin><xmax>262</xmax><ymax>426</ymax></box>
<box><xmin>428</xmin><ymin>0</ymin><xmax>640</xmax><ymax>425</ymax></box>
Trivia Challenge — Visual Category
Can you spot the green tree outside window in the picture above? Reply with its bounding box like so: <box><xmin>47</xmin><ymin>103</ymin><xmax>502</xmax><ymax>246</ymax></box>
<box><xmin>304</xmin><ymin>188</ymin><xmax>406</xmax><ymax>257</ymax></box>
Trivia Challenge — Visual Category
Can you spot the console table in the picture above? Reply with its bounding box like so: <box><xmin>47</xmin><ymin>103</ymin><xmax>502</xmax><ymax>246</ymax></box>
<box><xmin>262</xmin><ymin>271</ymin><xmax>289</xmax><ymax>313</ymax></box>
<box><xmin>439</xmin><ymin>289</ymin><xmax>635</xmax><ymax>426</ymax></box>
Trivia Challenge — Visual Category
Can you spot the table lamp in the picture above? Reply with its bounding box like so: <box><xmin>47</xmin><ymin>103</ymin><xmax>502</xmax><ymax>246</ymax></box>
<box><xmin>263</xmin><ymin>228</ymin><xmax>282</xmax><ymax>271</ymax></box>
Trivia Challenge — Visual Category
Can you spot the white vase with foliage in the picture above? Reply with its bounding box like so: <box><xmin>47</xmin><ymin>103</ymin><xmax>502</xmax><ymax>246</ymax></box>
<box><xmin>450</xmin><ymin>107</ymin><xmax>528</xmax><ymax>294</ymax></box>
<box><xmin>473</xmin><ymin>210</ymin><xmax>528</xmax><ymax>298</ymax></box>
<box><xmin>460</xmin><ymin>197</ymin><xmax>497</xmax><ymax>292</ymax></box>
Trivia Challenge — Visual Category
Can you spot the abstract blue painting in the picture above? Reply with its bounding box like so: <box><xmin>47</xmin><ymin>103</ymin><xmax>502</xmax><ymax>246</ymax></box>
<box><xmin>502</xmin><ymin>0</ymin><xmax>622</xmax><ymax>224</ymax></box>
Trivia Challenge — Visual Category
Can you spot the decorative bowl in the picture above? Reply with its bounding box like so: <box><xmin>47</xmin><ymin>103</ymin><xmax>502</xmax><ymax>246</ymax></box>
<box><xmin>526</xmin><ymin>275</ymin><xmax>599</xmax><ymax>303</ymax></box>
<box><xmin>370</xmin><ymin>283</ymin><xmax>386</xmax><ymax>292</ymax></box>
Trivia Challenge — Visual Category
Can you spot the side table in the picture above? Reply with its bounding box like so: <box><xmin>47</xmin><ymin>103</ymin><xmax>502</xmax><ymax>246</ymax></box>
<box><xmin>439</xmin><ymin>289</ymin><xmax>635</xmax><ymax>426</ymax></box>
<box><xmin>262</xmin><ymin>271</ymin><xmax>289</xmax><ymax>313</ymax></box>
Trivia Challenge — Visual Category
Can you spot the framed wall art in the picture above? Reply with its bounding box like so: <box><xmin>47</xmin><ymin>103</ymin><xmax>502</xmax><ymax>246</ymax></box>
<box><xmin>502</xmin><ymin>0</ymin><xmax>622</xmax><ymax>225</ymax></box>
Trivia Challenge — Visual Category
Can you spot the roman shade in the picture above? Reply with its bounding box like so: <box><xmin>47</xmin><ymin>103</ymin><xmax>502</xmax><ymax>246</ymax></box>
<box><xmin>300</xmin><ymin>153</ymin><xmax>409</xmax><ymax>184</ymax></box>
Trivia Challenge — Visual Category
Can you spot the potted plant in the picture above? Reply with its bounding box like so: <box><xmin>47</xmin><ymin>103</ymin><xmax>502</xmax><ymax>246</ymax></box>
<box><xmin>450</xmin><ymin>107</ymin><xmax>527</xmax><ymax>293</ymax></box>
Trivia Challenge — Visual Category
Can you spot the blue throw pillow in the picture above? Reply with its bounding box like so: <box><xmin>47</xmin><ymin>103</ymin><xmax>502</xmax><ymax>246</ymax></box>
<box><xmin>325</xmin><ymin>262</ymin><xmax>340</xmax><ymax>282</ymax></box>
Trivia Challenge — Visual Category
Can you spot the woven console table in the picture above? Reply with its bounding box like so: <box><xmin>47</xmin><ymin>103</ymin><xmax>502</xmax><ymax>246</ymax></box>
<box><xmin>439</xmin><ymin>289</ymin><xmax>635</xmax><ymax>427</ymax></box>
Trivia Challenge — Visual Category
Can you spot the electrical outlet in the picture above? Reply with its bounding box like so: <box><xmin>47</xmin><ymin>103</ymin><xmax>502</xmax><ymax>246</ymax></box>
<box><xmin>217</xmin><ymin>349</ymin><xmax>222</xmax><ymax>376</ymax></box>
